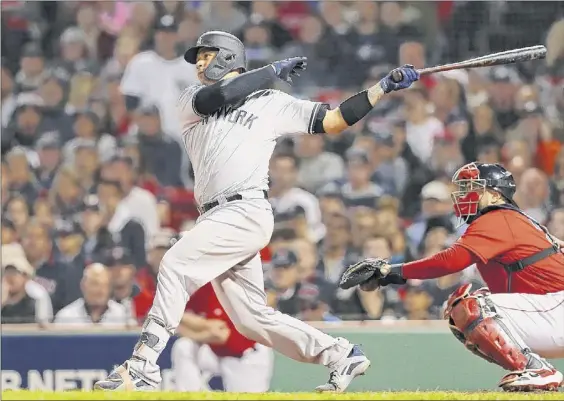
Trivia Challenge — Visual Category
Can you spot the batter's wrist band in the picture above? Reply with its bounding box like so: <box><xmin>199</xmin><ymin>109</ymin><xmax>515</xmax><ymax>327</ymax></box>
<box><xmin>338</xmin><ymin>90</ymin><xmax>373</xmax><ymax>126</ymax></box>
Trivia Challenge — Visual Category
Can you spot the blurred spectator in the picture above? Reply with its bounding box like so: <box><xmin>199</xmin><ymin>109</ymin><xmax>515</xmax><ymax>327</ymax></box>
<box><xmin>120</xmin><ymin>13</ymin><xmax>197</xmax><ymax>140</ymax></box>
<box><xmin>15</xmin><ymin>42</ymin><xmax>48</xmax><ymax>93</ymax></box>
<box><xmin>547</xmin><ymin>208</ymin><xmax>564</xmax><ymax>240</ymax></box>
<box><xmin>1</xmin><ymin>161</ymin><xmax>10</xmax><ymax>209</ymax></box>
<box><xmin>341</xmin><ymin>148</ymin><xmax>384</xmax><ymax>206</ymax></box>
<box><xmin>2</xmin><ymin>243</ymin><xmax>53</xmax><ymax>325</ymax></box>
<box><xmin>104</xmin><ymin>246</ymin><xmax>138</xmax><ymax>323</ymax></box>
<box><xmin>242</xmin><ymin>22</ymin><xmax>276</xmax><ymax>70</ymax></box>
<box><xmin>2</xmin><ymin>218</ymin><xmax>18</xmax><ymax>245</ymax></box>
<box><xmin>487</xmin><ymin>66</ymin><xmax>521</xmax><ymax>130</ymax></box>
<box><xmin>22</xmin><ymin>219</ymin><xmax>80</xmax><ymax>313</ymax></box>
<box><xmin>318</xmin><ymin>213</ymin><xmax>356</xmax><ymax>285</ymax></box>
<box><xmin>34</xmin><ymin>132</ymin><xmax>62</xmax><ymax>191</ymax></box>
<box><xmin>37</xmin><ymin>75</ymin><xmax>74</xmax><ymax>142</ymax></box>
<box><xmin>406</xmin><ymin>180</ymin><xmax>458</xmax><ymax>254</ymax></box>
<box><xmin>513</xmin><ymin>167</ymin><xmax>551</xmax><ymax>223</ymax></box>
<box><xmin>266</xmin><ymin>248</ymin><xmax>302</xmax><ymax>315</ymax></box>
<box><xmin>49</xmin><ymin>165</ymin><xmax>85</xmax><ymax>220</ymax></box>
<box><xmin>5</xmin><ymin>147</ymin><xmax>39</xmax><ymax>205</ymax></box>
<box><xmin>2</xmin><ymin>94</ymin><xmax>45</xmax><ymax>162</ymax></box>
<box><xmin>80</xmin><ymin>195</ymin><xmax>113</xmax><ymax>264</ymax></box>
<box><xmin>402</xmin><ymin>282</ymin><xmax>434</xmax><ymax>320</ymax></box>
<box><xmin>177</xmin><ymin>10</ymin><xmax>203</xmax><ymax>50</ymax></box>
<box><xmin>63</xmin><ymin>110</ymin><xmax>117</xmax><ymax>165</ymax></box>
<box><xmin>54</xmin><ymin>219</ymin><xmax>86</xmax><ymax>270</ymax></box>
<box><xmin>51</xmin><ymin>26</ymin><xmax>94</xmax><ymax>80</ymax></box>
<box><xmin>135</xmin><ymin>104</ymin><xmax>183</xmax><ymax>186</ymax></box>
<box><xmin>296</xmin><ymin>282</ymin><xmax>340</xmax><ymax>322</ymax></box>
<box><xmin>269</xmin><ymin>153</ymin><xmax>325</xmax><ymax>243</ymax></box>
<box><xmin>5</xmin><ymin>195</ymin><xmax>31</xmax><ymax>237</ymax></box>
<box><xmin>33</xmin><ymin>197</ymin><xmax>55</xmax><ymax>231</ymax></box>
<box><xmin>295</xmin><ymin>134</ymin><xmax>345</xmax><ymax>194</ymax></box>
<box><xmin>316</xmin><ymin>183</ymin><xmax>346</xmax><ymax>224</ymax></box>
<box><xmin>1</xmin><ymin>64</ymin><xmax>16</xmax><ymax>128</ymax></box>
<box><xmin>249</xmin><ymin>1</ymin><xmax>293</xmax><ymax>49</ymax></box>
<box><xmin>201</xmin><ymin>1</ymin><xmax>248</xmax><ymax>34</ymax></box>
<box><xmin>380</xmin><ymin>2</ymin><xmax>420</xmax><ymax>44</ymax></box>
<box><xmin>73</xmin><ymin>140</ymin><xmax>101</xmax><ymax>195</ymax></box>
<box><xmin>101</xmin><ymin>155</ymin><xmax>159</xmax><ymax>246</ymax></box>
<box><xmin>53</xmin><ymin>263</ymin><xmax>129</xmax><ymax>326</ymax></box>
<box><xmin>97</xmin><ymin>178</ymin><xmax>147</xmax><ymax>268</ymax></box>
<box><xmin>403</xmin><ymin>87</ymin><xmax>444</xmax><ymax>164</ymax></box>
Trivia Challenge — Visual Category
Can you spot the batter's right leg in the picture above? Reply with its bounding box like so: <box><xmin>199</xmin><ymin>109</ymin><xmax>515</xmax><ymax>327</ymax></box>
<box><xmin>94</xmin><ymin>201</ymin><xmax>274</xmax><ymax>391</ymax></box>
<box><xmin>212</xmin><ymin>254</ymin><xmax>370</xmax><ymax>393</ymax></box>
<box><xmin>445</xmin><ymin>284</ymin><xmax>563</xmax><ymax>392</ymax></box>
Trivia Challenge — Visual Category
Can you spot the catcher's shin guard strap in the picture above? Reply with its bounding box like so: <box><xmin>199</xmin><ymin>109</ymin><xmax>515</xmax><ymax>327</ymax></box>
<box><xmin>338</xmin><ymin>90</ymin><xmax>373</xmax><ymax>126</ymax></box>
<box><xmin>447</xmin><ymin>295</ymin><xmax>529</xmax><ymax>371</ymax></box>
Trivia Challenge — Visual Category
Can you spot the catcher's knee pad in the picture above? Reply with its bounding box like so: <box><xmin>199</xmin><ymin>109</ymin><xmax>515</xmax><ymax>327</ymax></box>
<box><xmin>443</xmin><ymin>284</ymin><xmax>530</xmax><ymax>371</ymax></box>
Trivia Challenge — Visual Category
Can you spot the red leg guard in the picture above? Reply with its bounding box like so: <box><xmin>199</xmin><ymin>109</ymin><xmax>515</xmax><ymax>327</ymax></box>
<box><xmin>445</xmin><ymin>287</ymin><xmax>529</xmax><ymax>371</ymax></box>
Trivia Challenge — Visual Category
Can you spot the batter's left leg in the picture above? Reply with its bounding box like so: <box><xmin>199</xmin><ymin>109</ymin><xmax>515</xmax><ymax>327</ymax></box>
<box><xmin>211</xmin><ymin>254</ymin><xmax>370</xmax><ymax>393</ymax></box>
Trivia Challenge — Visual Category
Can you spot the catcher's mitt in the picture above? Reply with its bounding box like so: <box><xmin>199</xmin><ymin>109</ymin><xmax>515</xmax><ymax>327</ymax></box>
<box><xmin>339</xmin><ymin>258</ymin><xmax>390</xmax><ymax>290</ymax></box>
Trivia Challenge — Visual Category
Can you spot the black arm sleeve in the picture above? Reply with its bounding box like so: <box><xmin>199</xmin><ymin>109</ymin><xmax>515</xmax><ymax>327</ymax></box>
<box><xmin>312</xmin><ymin>104</ymin><xmax>329</xmax><ymax>134</ymax></box>
<box><xmin>193</xmin><ymin>66</ymin><xmax>277</xmax><ymax>116</ymax></box>
<box><xmin>124</xmin><ymin>95</ymin><xmax>141</xmax><ymax>112</ymax></box>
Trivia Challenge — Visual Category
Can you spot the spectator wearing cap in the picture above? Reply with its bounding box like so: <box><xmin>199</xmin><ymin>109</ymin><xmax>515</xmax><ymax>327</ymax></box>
<box><xmin>134</xmin><ymin>228</ymin><xmax>177</xmax><ymax>322</ymax></box>
<box><xmin>403</xmin><ymin>87</ymin><xmax>445</xmax><ymax>164</ymax></box>
<box><xmin>341</xmin><ymin>148</ymin><xmax>384</xmax><ymax>206</ymax></box>
<box><xmin>1</xmin><ymin>218</ymin><xmax>18</xmax><ymax>245</ymax></box>
<box><xmin>135</xmin><ymin>104</ymin><xmax>183</xmax><ymax>186</ymax></box>
<box><xmin>52</xmin><ymin>26</ymin><xmax>96</xmax><ymax>79</ymax></box>
<box><xmin>53</xmin><ymin>263</ymin><xmax>130</xmax><ymax>327</ymax></box>
<box><xmin>2</xmin><ymin>94</ymin><xmax>45</xmax><ymax>162</ymax></box>
<box><xmin>2</xmin><ymin>243</ymin><xmax>53</xmax><ymax>325</ymax></box>
<box><xmin>487</xmin><ymin>65</ymin><xmax>523</xmax><ymax>129</ymax></box>
<box><xmin>54</xmin><ymin>219</ymin><xmax>86</xmax><ymax>270</ymax></box>
<box><xmin>80</xmin><ymin>195</ymin><xmax>113</xmax><ymax>264</ymax></box>
<box><xmin>22</xmin><ymin>219</ymin><xmax>78</xmax><ymax>313</ymax></box>
<box><xmin>1</xmin><ymin>64</ymin><xmax>16</xmax><ymax>129</ymax></box>
<box><xmin>63</xmin><ymin>109</ymin><xmax>117</xmax><ymax>166</ymax></box>
<box><xmin>315</xmin><ymin>182</ymin><xmax>346</xmax><ymax>224</ymax></box>
<box><xmin>101</xmin><ymin>156</ymin><xmax>159</xmax><ymax>247</ymax></box>
<box><xmin>265</xmin><ymin>249</ymin><xmax>302</xmax><ymax>316</ymax></box>
<box><xmin>120</xmin><ymin>13</ymin><xmax>198</xmax><ymax>141</ymax></box>
<box><xmin>6</xmin><ymin>147</ymin><xmax>40</xmax><ymax>206</ymax></box>
<box><xmin>48</xmin><ymin>165</ymin><xmax>85</xmax><ymax>220</ymax></box>
<box><xmin>37</xmin><ymin>75</ymin><xmax>74</xmax><ymax>143</ymax></box>
<box><xmin>104</xmin><ymin>246</ymin><xmax>139</xmax><ymax>324</ymax></box>
<box><xmin>405</xmin><ymin>180</ymin><xmax>460</xmax><ymax>255</ymax></box>
<box><xmin>296</xmin><ymin>282</ymin><xmax>340</xmax><ymax>322</ymax></box>
<box><xmin>97</xmin><ymin>178</ymin><xmax>147</xmax><ymax>268</ymax></box>
<box><xmin>294</xmin><ymin>133</ymin><xmax>345</xmax><ymax>194</ymax></box>
<box><xmin>269</xmin><ymin>153</ymin><xmax>326</xmax><ymax>243</ymax></box>
<box><xmin>34</xmin><ymin>132</ymin><xmax>62</xmax><ymax>191</ymax></box>
<box><xmin>14</xmin><ymin>42</ymin><xmax>48</xmax><ymax>93</ymax></box>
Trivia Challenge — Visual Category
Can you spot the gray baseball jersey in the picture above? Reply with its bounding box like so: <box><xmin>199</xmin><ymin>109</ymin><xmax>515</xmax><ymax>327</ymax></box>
<box><xmin>177</xmin><ymin>85</ymin><xmax>322</xmax><ymax>205</ymax></box>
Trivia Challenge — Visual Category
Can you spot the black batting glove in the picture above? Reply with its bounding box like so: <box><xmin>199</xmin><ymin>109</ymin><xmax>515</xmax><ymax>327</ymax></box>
<box><xmin>271</xmin><ymin>57</ymin><xmax>307</xmax><ymax>85</ymax></box>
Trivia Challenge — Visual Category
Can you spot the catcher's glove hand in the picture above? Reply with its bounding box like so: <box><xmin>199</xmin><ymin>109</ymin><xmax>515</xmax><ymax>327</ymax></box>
<box><xmin>339</xmin><ymin>258</ymin><xmax>391</xmax><ymax>290</ymax></box>
<box><xmin>359</xmin><ymin>272</ymin><xmax>408</xmax><ymax>292</ymax></box>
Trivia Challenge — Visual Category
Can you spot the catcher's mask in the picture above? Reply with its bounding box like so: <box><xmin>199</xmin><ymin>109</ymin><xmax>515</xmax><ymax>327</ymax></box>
<box><xmin>183</xmin><ymin>31</ymin><xmax>246</xmax><ymax>82</ymax></box>
<box><xmin>451</xmin><ymin>162</ymin><xmax>517</xmax><ymax>226</ymax></box>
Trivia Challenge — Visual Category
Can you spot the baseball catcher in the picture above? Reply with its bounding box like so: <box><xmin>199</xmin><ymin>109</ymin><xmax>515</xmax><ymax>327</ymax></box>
<box><xmin>340</xmin><ymin>162</ymin><xmax>564</xmax><ymax>392</ymax></box>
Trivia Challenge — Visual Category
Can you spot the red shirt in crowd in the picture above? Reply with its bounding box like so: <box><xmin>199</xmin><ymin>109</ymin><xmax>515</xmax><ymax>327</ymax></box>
<box><xmin>401</xmin><ymin>209</ymin><xmax>564</xmax><ymax>294</ymax></box>
<box><xmin>186</xmin><ymin>283</ymin><xmax>256</xmax><ymax>358</ymax></box>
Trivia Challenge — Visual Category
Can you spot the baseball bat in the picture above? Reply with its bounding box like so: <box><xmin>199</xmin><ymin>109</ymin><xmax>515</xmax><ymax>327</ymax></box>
<box><xmin>391</xmin><ymin>45</ymin><xmax>547</xmax><ymax>83</ymax></box>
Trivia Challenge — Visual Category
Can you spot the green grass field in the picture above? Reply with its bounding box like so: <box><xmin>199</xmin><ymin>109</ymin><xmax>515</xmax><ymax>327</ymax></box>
<box><xmin>2</xmin><ymin>391</ymin><xmax>564</xmax><ymax>401</ymax></box>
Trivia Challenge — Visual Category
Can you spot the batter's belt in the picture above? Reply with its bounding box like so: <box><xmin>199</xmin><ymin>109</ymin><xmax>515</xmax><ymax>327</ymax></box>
<box><xmin>198</xmin><ymin>190</ymin><xmax>268</xmax><ymax>214</ymax></box>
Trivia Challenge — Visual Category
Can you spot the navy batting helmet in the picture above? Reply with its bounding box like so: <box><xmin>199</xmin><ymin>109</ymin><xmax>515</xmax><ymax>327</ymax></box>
<box><xmin>184</xmin><ymin>31</ymin><xmax>246</xmax><ymax>81</ymax></box>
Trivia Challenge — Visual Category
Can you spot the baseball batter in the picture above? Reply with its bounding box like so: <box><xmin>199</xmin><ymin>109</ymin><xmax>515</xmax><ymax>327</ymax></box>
<box><xmin>95</xmin><ymin>31</ymin><xmax>419</xmax><ymax>393</ymax></box>
<box><xmin>341</xmin><ymin>162</ymin><xmax>564</xmax><ymax>392</ymax></box>
<box><xmin>171</xmin><ymin>282</ymin><xmax>273</xmax><ymax>392</ymax></box>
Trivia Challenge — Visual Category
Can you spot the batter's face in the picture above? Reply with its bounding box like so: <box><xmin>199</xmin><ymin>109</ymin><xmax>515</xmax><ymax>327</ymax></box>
<box><xmin>196</xmin><ymin>49</ymin><xmax>219</xmax><ymax>85</ymax></box>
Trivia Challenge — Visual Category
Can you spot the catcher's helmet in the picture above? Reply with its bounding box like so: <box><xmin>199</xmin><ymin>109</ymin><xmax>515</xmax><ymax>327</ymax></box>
<box><xmin>184</xmin><ymin>31</ymin><xmax>246</xmax><ymax>81</ymax></box>
<box><xmin>451</xmin><ymin>162</ymin><xmax>517</xmax><ymax>223</ymax></box>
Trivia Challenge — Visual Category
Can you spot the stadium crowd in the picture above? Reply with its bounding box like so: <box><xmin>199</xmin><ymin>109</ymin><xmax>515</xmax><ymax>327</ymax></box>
<box><xmin>1</xmin><ymin>1</ymin><xmax>564</xmax><ymax>326</ymax></box>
